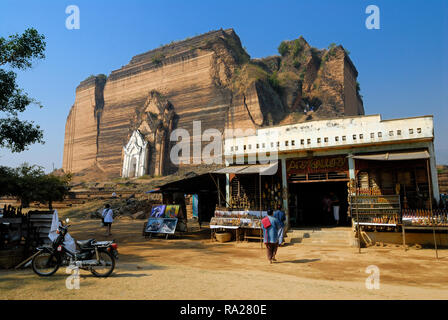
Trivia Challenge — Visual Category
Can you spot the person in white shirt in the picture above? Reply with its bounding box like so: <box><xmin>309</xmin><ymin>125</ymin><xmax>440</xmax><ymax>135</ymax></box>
<box><xmin>102</xmin><ymin>204</ymin><xmax>114</xmax><ymax>236</ymax></box>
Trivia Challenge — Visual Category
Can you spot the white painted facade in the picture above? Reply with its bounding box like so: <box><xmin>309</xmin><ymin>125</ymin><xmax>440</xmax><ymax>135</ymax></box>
<box><xmin>224</xmin><ymin>114</ymin><xmax>434</xmax><ymax>157</ymax></box>
<box><xmin>122</xmin><ymin>130</ymin><xmax>148</xmax><ymax>178</ymax></box>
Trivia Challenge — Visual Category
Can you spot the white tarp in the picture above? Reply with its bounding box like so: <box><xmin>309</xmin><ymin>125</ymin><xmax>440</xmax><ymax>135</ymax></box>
<box><xmin>213</xmin><ymin>162</ymin><xmax>278</xmax><ymax>175</ymax></box>
<box><xmin>48</xmin><ymin>210</ymin><xmax>76</xmax><ymax>253</ymax></box>
<box><xmin>352</xmin><ymin>151</ymin><xmax>430</xmax><ymax>161</ymax></box>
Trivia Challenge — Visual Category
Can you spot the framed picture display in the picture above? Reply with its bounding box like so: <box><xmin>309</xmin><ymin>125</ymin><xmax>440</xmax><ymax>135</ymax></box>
<box><xmin>165</xmin><ymin>205</ymin><xmax>180</xmax><ymax>218</ymax></box>
<box><xmin>145</xmin><ymin>218</ymin><xmax>178</xmax><ymax>234</ymax></box>
<box><xmin>150</xmin><ymin>205</ymin><xmax>166</xmax><ymax>218</ymax></box>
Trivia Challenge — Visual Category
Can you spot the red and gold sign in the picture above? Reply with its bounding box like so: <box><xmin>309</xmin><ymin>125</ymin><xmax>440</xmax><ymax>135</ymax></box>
<box><xmin>287</xmin><ymin>156</ymin><xmax>348</xmax><ymax>174</ymax></box>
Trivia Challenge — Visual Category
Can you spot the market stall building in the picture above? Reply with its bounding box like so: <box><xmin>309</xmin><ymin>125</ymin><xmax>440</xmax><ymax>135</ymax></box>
<box><xmin>222</xmin><ymin>114</ymin><xmax>442</xmax><ymax>233</ymax></box>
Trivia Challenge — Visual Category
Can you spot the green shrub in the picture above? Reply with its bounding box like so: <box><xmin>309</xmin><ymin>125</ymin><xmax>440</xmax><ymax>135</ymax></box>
<box><xmin>291</xmin><ymin>39</ymin><xmax>303</xmax><ymax>57</ymax></box>
<box><xmin>268</xmin><ymin>71</ymin><xmax>281</xmax><ymax>93</ymax></box>
<box><xmin>152</xmin><ymin>53</ymin><xmax>165</xmax><ymax>65</ymax></box>
<box><xmin>278</xmin><ymin>41</ymin><xmax>290</xmax><ymax>56</ymax></box>
<box><xmin>328</xmin><ymin>43</ymin><xmax>337</xmax><ymax>50</ymax></box>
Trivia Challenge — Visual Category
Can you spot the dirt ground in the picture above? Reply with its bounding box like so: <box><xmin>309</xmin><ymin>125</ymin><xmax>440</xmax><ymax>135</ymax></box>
<box><xmin>1</xmin><ymin>219</ymin><xmax>447</xmax><ymax>300</ymax></box>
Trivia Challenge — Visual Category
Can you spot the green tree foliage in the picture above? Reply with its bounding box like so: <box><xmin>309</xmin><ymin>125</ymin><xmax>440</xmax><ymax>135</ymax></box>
<box><xmin>0</xmin><ymin>166</ymin><xmax>16</xmax><ymax>197</ymax></box>
<box><xmin>10</xmin><ymin>164</ymin><xmax>44</xmax><ymax>208</ymax></box>
<box><xmin>278</xmin><ymin>41</ymin><xmax>290</xmax><ymax>56</ymax></box>
<box><xmin>0</xmin><ymin>28</ymin><xmax>46</xmax><ymax>152</ymax></box>
<box><xmin>0</xmin><ymin>163</ymin><xmax>71</xmax><ymax>209</ymax></box>
<box><xmin>35</xmin><ymin>173</ymin><xmax>72</xmax><ymax>210</ymax></box>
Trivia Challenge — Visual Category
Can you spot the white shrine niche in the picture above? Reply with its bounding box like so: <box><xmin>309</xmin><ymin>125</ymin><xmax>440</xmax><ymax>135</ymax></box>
<box><xmin>122</xmin><ymin>130</ymin><xmax>148</xmax><ymax>178</ymax></box>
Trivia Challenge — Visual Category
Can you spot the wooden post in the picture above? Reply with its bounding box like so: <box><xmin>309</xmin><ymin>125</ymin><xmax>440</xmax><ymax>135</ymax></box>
<box><xmin>259</xmin><ymin>173</ymin><xmax>263</xmax><ymax>249</ymax></box>
<box><xmin>426</xmin><ymin>159</ymin><xmax>438</xmax><ymax>259</ymax></box>
<box><xmin>281</xmin><ymin>159</ymin><xmax>289</xmax><ymax>231</ymax></box>
<box><xmin>15</xmin><ymin>250</ymin><xmax>41</xmax><ymax>270</ymax></box>
<box><xmin>209</xmin><ymin>173</ymin><xmax>230</xmax><ymax>208</ymax></box>
<box><xmin>217</xmin><ymin>176</ymin><xmax>221</xmax><ymax>207</ymax></box>
<box><xmin>355</xmin><ymin>165</ymin><xmax>361</xmax><ymax>254</ymax></box>
<box><xmin>402</xmin><ymin>225</ymin><xmax>407</xmax><ymax>251</ymax></box>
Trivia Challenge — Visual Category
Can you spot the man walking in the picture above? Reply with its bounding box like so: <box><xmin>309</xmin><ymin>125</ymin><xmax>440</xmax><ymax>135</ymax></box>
<box><xmin>261</xmin><ymin>209</ymin><xmax>281</xmax><ymax>264</ymax></box>
<box><xmin>274</xmin><ymin>204</ymin><xmax>286</xmax><ymax>246</ymax></box>
<box><xmin>102</xmin><ymin>204</ymin><xmax>114</xmax><ymax>236</ymax></box>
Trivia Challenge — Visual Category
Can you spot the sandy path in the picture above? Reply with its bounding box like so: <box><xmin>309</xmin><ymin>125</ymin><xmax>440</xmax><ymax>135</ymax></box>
<box><xmin>1</xmin><ymin>219</ymin><xmax>447</xmax><ymax>300</ymax></box>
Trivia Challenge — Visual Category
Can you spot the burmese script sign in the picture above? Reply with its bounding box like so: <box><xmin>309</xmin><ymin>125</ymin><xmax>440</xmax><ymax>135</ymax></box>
<box><xmin>287</xmin><ymin>156</ymin><xmax>348</xmax><ymax>174</ymax></box>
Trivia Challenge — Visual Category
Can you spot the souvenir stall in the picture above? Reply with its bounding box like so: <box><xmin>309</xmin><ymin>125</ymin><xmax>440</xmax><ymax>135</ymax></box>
<box><xmin>400</xmin><ymin>157</ymin><xmax>448</xmax><ymax>259</ymax></box>
<box><xmin>211</xmin><ymin>163</ymin><xmax>280</xmax><ymax>245</ymax></box>
<box><xmin>349</xmin><ymin>151</ymin><xmax>444</xmax><ymax>257</ymax></box>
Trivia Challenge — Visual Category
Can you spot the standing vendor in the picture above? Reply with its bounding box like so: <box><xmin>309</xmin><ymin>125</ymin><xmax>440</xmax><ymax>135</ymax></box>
<box><xmin>274</xmin><ymin>204</ymin><xmax>286</xmax><ymax>245</ymax></box>
<box><xmin>330</xmin><ymin>192</ymin><xmax>340</xmax><ymax>225</ymax></box>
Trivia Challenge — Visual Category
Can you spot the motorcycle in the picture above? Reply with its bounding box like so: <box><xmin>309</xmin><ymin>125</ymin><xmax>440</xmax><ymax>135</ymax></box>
<box><xmin>31</xmin><ymin>218</ymin><xmax>118</xmax><ymax>277</ymax></box>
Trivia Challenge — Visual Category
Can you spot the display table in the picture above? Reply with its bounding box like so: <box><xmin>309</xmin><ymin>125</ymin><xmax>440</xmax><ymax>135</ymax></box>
<box><xmin>210</xmin><ymin>210</ymin><xmax>266</xmax><ymax>246</ymax></box>
<box><xmin>402</xmin><ymin>224</ymin><xmax>448</xmax><ymax>250</ymax></box>
<box><xmin>210</xmin><ymin>226</ymin><xmax>238</xmax><ymax>243</ymax></box>
<box><xmin>210</xmin><ymin>225</ymin><xmax>262</xmax><ymax>246</ymax></box>
<box><xmin>241</xmin><ymin>227</ymin><xmax>263</xmax><ymax>248</ymax></box>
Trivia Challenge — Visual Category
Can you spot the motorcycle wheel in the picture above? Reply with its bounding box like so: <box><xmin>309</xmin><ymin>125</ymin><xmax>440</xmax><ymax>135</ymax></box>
<box><xmin>90</xmin><ymin>250</ymin><xmax>115</xmax><ymax>277</ymax></box>
<box><xmin>32</xmin><ymin>251</ymin><xmax>60</xmax><ymax>276</ymax></box>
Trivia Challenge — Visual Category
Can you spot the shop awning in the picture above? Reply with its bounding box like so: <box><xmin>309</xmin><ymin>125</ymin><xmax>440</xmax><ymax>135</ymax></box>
<box><xmin>145</xmin><ymin>188</ymin><xmax>161</xmax><ymax>194</ymax></box>
<box><xmin>352</xmin><ymin>150</ymin><xmax>430</xmax><ymax>161</ymax></box>
<box><xmin>213</xmin><ymin>162</ymin><xmax>278</xmax><ymax>175</ymax></box>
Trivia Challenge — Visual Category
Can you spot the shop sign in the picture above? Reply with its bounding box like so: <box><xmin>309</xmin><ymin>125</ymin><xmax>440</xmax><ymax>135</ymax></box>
<box><xmin>287</xmin><ymin>156</ymin><xmax>348</xmax><ymax>174</ymax></box>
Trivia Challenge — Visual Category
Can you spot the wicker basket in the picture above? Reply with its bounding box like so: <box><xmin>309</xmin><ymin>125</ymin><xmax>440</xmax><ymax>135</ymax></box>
<box><xmin>215</xmin><ymin>232</ymin><xmax>232</xmax><ymax>243</ymax></box>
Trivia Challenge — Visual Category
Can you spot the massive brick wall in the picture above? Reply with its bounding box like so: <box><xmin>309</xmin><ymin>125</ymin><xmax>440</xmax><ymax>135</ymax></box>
<box><xmin>96</xmin><ymin>50</ymin><xmax>233</xmax><ymax>174</ymax></box>
<box><xmin>63</xmin><ymin>29</ymin><xmax>364</xmax><ymax>179</ymax></box>
<box><xmin>62</xmin><ymin>79</ymin><xmax>99</xmax><ymax>173</ymax></box>
<box><xmin>343</xmin><ymin>57</ymin><xmax>364</xmax><ymax>116</ymax></box>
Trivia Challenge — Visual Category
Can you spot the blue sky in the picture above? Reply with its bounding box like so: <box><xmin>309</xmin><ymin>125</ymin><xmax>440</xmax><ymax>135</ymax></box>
<box><xmin>0</xmin><ymin>0</ymin><xmax>447</xmax><ymax>172</ymax></box>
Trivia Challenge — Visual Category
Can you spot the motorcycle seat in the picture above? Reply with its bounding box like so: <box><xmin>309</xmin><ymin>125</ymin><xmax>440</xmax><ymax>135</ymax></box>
<box><xmin>76</xmin><ymin>239</ymin><xmax>95</xmax><ymax>248</ymax></box>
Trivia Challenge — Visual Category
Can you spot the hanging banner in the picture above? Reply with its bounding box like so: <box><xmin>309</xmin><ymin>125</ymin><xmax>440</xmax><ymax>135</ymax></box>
<box><xmin>192</xmin><ymin>194</ymin><xmax>198</xmax><ymax>218</ymax></box>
